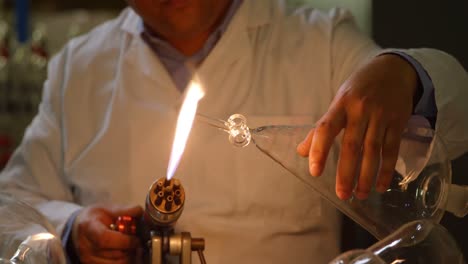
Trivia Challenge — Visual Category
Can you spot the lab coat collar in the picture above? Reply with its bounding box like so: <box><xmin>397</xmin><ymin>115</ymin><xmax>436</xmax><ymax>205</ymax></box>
<box><xmin>118</xmin><ymin>0</ymin><xmax>273</xmax><ymax>103</ymax></box>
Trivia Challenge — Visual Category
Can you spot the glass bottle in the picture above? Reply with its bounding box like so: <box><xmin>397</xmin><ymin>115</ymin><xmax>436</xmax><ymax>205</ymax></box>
<box><xmin>196</xmin><ymin>113</ymin><xmax>466</xmax><ymax>239</ymax></box>
<box><xmin>329</xmin><ymin>219</ymin><xmax>466</xmax><ymax>264</ymax></box>
<box><xmin>7</xmin><ymin>233</ymin><xmax>64</xmax><ymax>264</ymax></box>
<box><xmin>0</xmin><ymin>193</ymin><xmax>66</xmax><ymax>264</ymax></box>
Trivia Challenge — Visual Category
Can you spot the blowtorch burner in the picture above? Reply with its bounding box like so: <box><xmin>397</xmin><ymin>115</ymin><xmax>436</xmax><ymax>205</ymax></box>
<box><xmin>112</xmin><ymin>177</ymin><xmax>206</xmax><ymax>264</ymax></box>
<box><xmin>145</xmin><ymin>177</ymin><xmax>185</xmax><ymax>228</ymax></box>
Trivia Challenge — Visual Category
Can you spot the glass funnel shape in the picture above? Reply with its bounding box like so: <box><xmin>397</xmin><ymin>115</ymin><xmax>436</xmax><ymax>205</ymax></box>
<box><xmin>0</xmin><ymin>193</ymin><xmax>66</xmax><ymax>264</ymax></box>
<box><xmin>330</xmin><ymin>219</ymin><xmax>466</xmax><ymax>264</ymax></box>
<box><xmin>196</xmin><ymin>113</ymin><xmax>457</xmax><ymax>239</ymax></box>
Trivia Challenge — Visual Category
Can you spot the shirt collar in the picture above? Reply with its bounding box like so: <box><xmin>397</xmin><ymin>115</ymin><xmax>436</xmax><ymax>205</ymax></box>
<box><xmin>140</xmin><ymin>0</ymin><xmax>243</xmax><ymax>63</ymax></box>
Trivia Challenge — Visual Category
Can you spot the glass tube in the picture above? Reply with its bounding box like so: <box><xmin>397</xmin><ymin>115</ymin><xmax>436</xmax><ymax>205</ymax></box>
<box><xmin>330</xmin><ymin>220</ymin><xmax>466</xmax><ymax>264</ymax></box>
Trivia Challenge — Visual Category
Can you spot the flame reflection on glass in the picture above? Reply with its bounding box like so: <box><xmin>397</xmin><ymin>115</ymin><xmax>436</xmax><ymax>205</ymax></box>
<box><xmin>166</xmin><ymin>81</ymin><xmax>205</xmax><ymax>180</ymax></box>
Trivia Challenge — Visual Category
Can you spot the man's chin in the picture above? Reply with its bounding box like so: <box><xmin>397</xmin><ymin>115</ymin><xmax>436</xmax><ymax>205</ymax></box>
<box><xmin>162</xmin><ymin>23</ymin><xmax>209</xmax><ymax>39</ymax></box>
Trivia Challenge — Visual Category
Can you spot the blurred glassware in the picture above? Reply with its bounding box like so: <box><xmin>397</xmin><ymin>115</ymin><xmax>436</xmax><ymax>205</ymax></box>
<box><xmin>0</xmin><ymin>20</ymin><xmax>9</xmax><ymax>114</ymax></box>
<box><xmin>35</xmin><ymin>9</ymin><xmax>118</xmax><ymax>55</ymax></box>
<box><xmin>0</xmin><ymin>193</ymin><xmax>66</xmax><ymax>264</ymax></box>
<box><xmin>197</xmin><ymin>113</ymin><xmax>466</xmax><ymax>239</ymax></box>
<box><xmin>8</xmin><ymin>22</ymin><xmax>48</xmax><ymax>116</ymax></box>
<box><xmin>0</xmin><ymin>19</ymin><xmax>12</xmax><ymax>170</ymax></box>
<box><xmin>66</xmin><ymin>10</ymin><xmax>90</xmax><ymax>40</ymax></box>
<box><xmin>9</xmin><ymin>41</ymin><xmax>29</xmax><ymax>115</ymax></box>
<box><xmin>329</xmin><ymin>219</ymin><xmax>466</xmax><ymax>264</ymax></box>
<box><xmin>0</xmin><ymin>134</ymin><xmax>12</xmax><ymax>169</ymax></box>
<box><xmin>27</xmin><ymin>22</ymin><xmax>48</xmax><ymax>113</ymax></box>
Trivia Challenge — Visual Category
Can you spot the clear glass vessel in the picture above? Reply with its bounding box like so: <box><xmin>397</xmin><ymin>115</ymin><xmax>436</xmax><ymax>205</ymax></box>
<box><xmin>330</xmin><ymin>220</ymin><xmax>466</xmax><ymax>264</ymax></box>
<box><xmin>0</xmin><ymin>193</ymin><xmax>66</xmax><ymax>264</ymax></box>
<box><xmin>196</xmin><ymin>113</ymin><xmax>466</xmax><ymax>239</ymax></box>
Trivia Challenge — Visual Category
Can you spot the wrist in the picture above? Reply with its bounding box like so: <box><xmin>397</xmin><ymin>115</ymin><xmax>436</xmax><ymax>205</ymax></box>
<box><xmin>378</xmin><ymin>53</ymin><xmax>420</xmax><ymax>107</ymax></box>
<box><xmin>62</xmin><ymin>210</ymin><xmax>82</xmax><ymax>263</ymax></box>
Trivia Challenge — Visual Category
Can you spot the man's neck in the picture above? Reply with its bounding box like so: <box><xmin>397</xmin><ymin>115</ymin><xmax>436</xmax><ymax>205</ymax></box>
<box><xmin>164</xmin><ymin>1</ymin><xmax>233</xmax><ymax>56</ymax></box>
<box><xmin>165</xmin><ymin>31</ymin><xmax>212</xmax><ymax>56</ymax></box>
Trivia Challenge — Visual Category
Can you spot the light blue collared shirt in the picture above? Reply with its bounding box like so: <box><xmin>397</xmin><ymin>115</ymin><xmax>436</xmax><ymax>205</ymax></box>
<box><xmin>390</xmin><ymin>51</ymin><xmax>437</xmax><ymax>121</ymax></box>
<box><xmin>141</xmin><ymin>0</ymin><xmax>244</xmax><ymax>92</ymax></box>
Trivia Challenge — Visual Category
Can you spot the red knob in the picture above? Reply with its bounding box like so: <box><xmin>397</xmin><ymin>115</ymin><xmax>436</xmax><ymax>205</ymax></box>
<box><xmin>110</xmin><ymin>216</ymin><xmax>137</xmax><ymax>235</ymax></box>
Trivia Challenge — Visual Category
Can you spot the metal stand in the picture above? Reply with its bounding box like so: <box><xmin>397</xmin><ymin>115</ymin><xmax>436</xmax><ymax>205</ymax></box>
<box><xmin>150</xmin><ymin>231</ymin><xmax>205</xmax><ymax>264</ymax></box>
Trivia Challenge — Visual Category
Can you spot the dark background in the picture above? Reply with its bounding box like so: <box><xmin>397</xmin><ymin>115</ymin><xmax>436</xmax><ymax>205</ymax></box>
<box><xmin>373</xmin><ymin>1</ymin><xmax>468</xmax><ymax>69</ymax></box>
<box><xmin>341</xmin><ymin>0</ymin><xmax>468</xmax><ymax>256</ymax></box>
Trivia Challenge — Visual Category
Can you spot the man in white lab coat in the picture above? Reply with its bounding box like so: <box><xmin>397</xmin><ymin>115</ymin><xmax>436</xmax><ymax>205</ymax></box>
<box><xmin>1</xmin><ymin>0</ymin><xmax>468</xmax><ymax>263</ymax></box>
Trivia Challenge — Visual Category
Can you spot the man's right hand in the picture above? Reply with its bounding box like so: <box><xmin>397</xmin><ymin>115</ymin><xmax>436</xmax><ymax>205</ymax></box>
<box><xmin>72</xmin><ymin>204</ymin><xmax>144</xmax><ymax>264</ymax></box>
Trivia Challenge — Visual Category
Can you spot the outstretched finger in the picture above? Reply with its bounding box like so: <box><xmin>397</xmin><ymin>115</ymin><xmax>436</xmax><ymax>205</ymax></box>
<box><xmin>309</xmin><ymin>107</ymin><xmax>346</xmax><ymax>176</ymax></box>
<box><xmin>376</xmin><ymin>126</ymin><xmax>402</xmax><ymax>193</ymax></box>
<box><xmin>355</xmin><ymin>118</ymin><xmax>386</xmax><ymax>200</ymax></box>
<box><xmin>336</xmin><ymin>116</ymin><xmax>368</xmax><ymax>200</ymax></box>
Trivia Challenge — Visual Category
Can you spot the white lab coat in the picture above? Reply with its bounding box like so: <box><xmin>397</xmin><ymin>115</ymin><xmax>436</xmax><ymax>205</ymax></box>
<box><xmin>1</xmin><ymin>1</ymin><xmax>468</xmax><ymax>263</ymax></box>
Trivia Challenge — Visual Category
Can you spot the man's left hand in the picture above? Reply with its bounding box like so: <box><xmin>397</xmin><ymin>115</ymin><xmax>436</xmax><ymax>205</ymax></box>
<box><xmin>297</xmin><ymin>54</ymin><xmax>419</xmax><ymax>200</ymax></box>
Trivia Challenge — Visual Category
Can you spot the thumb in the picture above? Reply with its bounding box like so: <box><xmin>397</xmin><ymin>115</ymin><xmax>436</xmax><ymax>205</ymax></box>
<box><xmin>108</xmin><ymin>205</ymin><xmax>144</xmax><ymax>218</ymax></box>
